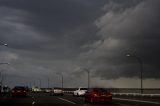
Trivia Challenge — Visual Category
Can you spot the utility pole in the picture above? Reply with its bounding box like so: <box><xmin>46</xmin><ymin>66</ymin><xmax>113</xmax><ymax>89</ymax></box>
<box><xmin>126</xmin><ymin>54</ymin><xmax>143</xmax><ymax>94</ymax></box>
<box><xmin>56</xmin><ymin>73</ymin><xmax>63</xmax><ymax>89</ymax></box>
<box><xmin>48</xmin><ymin>78</ymin><xmax>49</xmax><ymax>88</ymax></box>
<box><xmin>62</xmin><ymin>75</ymin><xmax>63</xmax><ymax>89</ymax></box>
<box><xmin>88</xmin><ymin>71</ymin><xmax>90</xmax><ymax>89</ymax></box>
<box><xmin>81</xmin><ymin>68</ymin><xmax>90</xmax><ymax>89</ymax></box>
<box><xmin>0</xmin><ymin>63</ymin><xmax>9</xmax><ymax>93</ymax></box>
<box><xmin>39</xmin><ymin>79</ymin><xmax>41</xmax><ymax>88</ymax></box>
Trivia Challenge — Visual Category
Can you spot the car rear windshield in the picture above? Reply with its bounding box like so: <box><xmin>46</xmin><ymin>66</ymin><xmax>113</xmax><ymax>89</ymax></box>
<box><xmin>13</xmin><ymin>87</ymin><xmax>26</xmax><ymax>90</ymax></box>
<box><xmin>80</xmin><ymin>88</ymin><xmax>87</xmax><ymax>90</ymax></box>
<box><xmin>92</xmin><ymin>88</ymin><xmax>108</xmax><ymax>92</ymax></box>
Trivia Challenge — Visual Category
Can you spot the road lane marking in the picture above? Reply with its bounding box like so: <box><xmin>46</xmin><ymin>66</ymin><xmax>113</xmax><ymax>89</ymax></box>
<box><xmin>32</xmin><ymin>101</ymin><xmax>35</xmax><ymax>105</ymax></box>
<box><xmin>113</xmin><ymin>97</ymin><xmax>160</xmax><ymax>105</ymax></box>
<box><xmin>58</xmin><ymin>97</ymin><xmax>76</xmax><ymax>105</ymax></box>
<box><xmin>32</xmin><ymin>96</ymin><xmax>36</xmax><ymax>105</ymax></box>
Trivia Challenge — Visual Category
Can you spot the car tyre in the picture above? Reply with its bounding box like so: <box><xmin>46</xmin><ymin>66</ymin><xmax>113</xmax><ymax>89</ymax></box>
<box><xmin>77</xmin><ymin>93</ymin><xmax>79</xmax><ymax>97</ymax></box>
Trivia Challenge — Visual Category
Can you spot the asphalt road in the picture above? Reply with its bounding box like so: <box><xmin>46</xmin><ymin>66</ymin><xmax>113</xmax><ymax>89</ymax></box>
<box><xmin>0</xmin><ymin>93</ymin><xmax>160</xmax><ymax>106</ymax></box>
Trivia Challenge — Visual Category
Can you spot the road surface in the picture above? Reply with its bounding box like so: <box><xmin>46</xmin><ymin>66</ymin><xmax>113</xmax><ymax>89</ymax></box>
<box><xmin>0</xmin><ymin>93</ymin><xmax>160</xmax><ymax>106</ymax></box>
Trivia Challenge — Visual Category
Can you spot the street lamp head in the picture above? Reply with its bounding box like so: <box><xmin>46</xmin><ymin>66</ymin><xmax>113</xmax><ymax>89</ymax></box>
<box><xmin>0</xmin><ymin>42</ymin><xmax>8</xmax><ymax>46</ymax></box>
<box><xmin>4</xmin><ymin>43</ymin><xmax>8</xmax><ymax>46</ymax></box>
<box><xmin>126</xmin><ymin>54</ymin><xmax>131</xmax><ymax>57</ymax></box>
<box><xmin>6</xmin><ymin>63</ymin><xmax>10</xmax><ymax>65</ymax></box>
<box><xmin>0</xmin><ymin>63</ymin><xmax>10</xmax><ymax>65</ymax></box>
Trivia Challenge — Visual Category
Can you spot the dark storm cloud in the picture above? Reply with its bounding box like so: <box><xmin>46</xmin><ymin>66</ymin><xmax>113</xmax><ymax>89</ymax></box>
<box><xmin>0</xmin><ymin>0</ymin><xmax>108</xmax><ymax>87</ymax></box>
<box><xmin>0</xmin><ymin>0</ymin><xmax>106</xmax><ymax>53</ymax></box>
<box><xmin>79</xmin><ymin>0</ymin><xmax>160</xmax><ymax>79</ymax></box>
<box><xmin>0</xmin><ymin>0</ymin><xmax>105</xmax><ymax>36</ymax></box>
<box><xmin>1</xmin><ymin>0</ymin><xmax>160</xmax><ymax>87</ymax></box>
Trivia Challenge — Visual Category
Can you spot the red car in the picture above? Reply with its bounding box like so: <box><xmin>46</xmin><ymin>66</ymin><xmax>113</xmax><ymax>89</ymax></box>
<box><xmin>84</xmin><ymin>88</ymin><xmax>112</xmax><ymax>103</ymax></box>
<box><xmin>11</xmin><ymin>86</ymin><xmax>27</xmax><ymax>97</ymax></box>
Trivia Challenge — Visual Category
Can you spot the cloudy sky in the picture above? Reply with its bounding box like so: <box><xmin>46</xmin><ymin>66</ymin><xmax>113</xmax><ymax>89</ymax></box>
<box><xmin>0</xmin><ymin>0</ymin><xmax>160</xmax><ymax>88</ymax></box>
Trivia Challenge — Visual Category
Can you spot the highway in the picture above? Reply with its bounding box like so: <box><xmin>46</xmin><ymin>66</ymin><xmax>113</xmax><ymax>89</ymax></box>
<box><xmin>0</xmin><ymin>93</ymin><xmax>160</xmax><ymax>106</ymax></box>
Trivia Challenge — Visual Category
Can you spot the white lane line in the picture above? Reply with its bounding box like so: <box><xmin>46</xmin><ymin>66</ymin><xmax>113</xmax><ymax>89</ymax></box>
<box><xmin>32</xmin><ymin>96</ymin><xmax>36</xmax><ymax>105</ymax></box>
<box><xmin>32</xmin><ymin>101</ymin><xmax>35</xmax><ymax>105</ymax></box>
<box><xmin>58</xmin><ymin>97</ymin><xmax>76</xmax><ymax>105</ymax></box>
<box><xmin>113</xmin><ymin>97</ymin><xmax>160</xmax><ymax>105</ymax></box>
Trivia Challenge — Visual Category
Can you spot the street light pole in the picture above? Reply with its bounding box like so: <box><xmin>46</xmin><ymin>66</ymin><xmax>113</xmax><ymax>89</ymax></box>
<box><xmin>82</xmin><ymin>68</ymin><xmax>90</xmax><ymax>89</ymax></box>
<box><xmin>39</xmin><ymin>79</ymin><xmax>41</xmax><ymax>88</ymax></box>
<box><xmin>0</xmin><ymin>42</ymin><xmax>9</xmax><ymax>93</ymax></box>
<box><xmin>126</xmin><ymin>54</ymin><xmax>143</xmax><ymax>94</ymax></box>
<box><xmin>0</xmin><ymin>63</ymin><xmax>9</xmax><ymax>93</ymax></box>
<box><xmin>87</xmin><ymin>70</ymin><xmax>90</xmax><ymax>89</ymax></box>
<box><xmin>48</xmin><ymin>78</ymin><xmax>50</xmax><ymax>88</ymax></box>
<box><xmin>56</xmin><ymin>73</ymin><xmax>63</xmax><ymax>89</ymax></box>
<box><xmin>61</xmin><ymin>75</ymin><xmax>63</xmax><ymax>89</ymax></box>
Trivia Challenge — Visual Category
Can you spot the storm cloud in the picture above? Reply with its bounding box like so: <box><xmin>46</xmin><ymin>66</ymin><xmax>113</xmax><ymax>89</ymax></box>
<box><xmin>78</xmin><ymin>0</ymin><xmax>160</xmax><ymax>80</ymax></box>
<box><xmin>0</xmin><ymin>0</ymin><xmax>160</xmax><ymax>88</ymax></box>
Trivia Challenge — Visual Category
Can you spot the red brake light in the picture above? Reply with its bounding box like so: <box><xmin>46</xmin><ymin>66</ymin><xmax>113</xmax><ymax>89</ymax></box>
<box><xmin>93</xmin><ymin>93</ymin><xmax>98</xmax><ymax>96</ymax></box>
<box><xmin>92</xmin><ymin>92</ymin><xmax>99</xmax><ymax>97</ymax></box>
<box><xmin>107</xmin><ymin>92</ymin><xmax>112</xmax><ymax>96</ymax></box>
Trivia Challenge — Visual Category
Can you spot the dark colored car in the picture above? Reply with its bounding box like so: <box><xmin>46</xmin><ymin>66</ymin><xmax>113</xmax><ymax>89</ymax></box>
<box><xmin>84</xmin><ymin>88</ymin><xmax>112</xmax><ymax>103</ymax></box>
<box><xmin>11</xmin><ymin>86</ymin><xmax>27</xmax><ymax>97</ymax></box>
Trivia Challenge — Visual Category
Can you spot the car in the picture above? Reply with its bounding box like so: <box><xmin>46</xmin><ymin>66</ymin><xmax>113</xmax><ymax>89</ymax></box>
<box><xmin>50</xmin><ymin>87</ymin><xmax>63</xmax><ymax>96</ymax></box>
<box><xmin>84</xmin><ymin>88</ymin><xmax>112</xmax><ymax>103</ymax></box>
<box><xmin>73</xmin><ymin>87</ymin><xmax>87</xmax><ymax>96</ymax></box>
<box><xmin>44</xmin><ymin>88</ymin><xmax>51</xmax><ymax>93</ymax></box>
<box><xmin>11</xmin><ymin>86</ymin><xmax>27</xmax><ymax>97</ymax></box>
<box><xmin>32</xmin><ymin>86</ymin><xmax>41</xmax><ymax>93</ymax></box>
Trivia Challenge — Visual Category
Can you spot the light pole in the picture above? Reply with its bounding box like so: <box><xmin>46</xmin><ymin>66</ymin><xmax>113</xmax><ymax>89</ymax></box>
<box><xmin>126</xmin><ymin>54</ymin><xmax>143</xmax><ymax>94</ymax></box>
<box><xmin>61</xmin><ymin>75</ymin><xmax>63</xmax><ymax>89</ymax></box>
<box><xmin>0</xmin><ymin>63</ymin><xmax>9</xmax><ymax>93</ymax></box>
<box><xmin>0</xmin><ymin>63</ymin><xmax>10</xmax><ymax>80</ymax></box>
<box><xmin>81</xmin><ymin>68</ymin><xmax>90</xmax><ymax>89</ymax></box>
<box><xmin>0</xmin><ymin>42</ymin><xmax>9</xmax><ymax>85</ymax></box>
<box><xmin>87</xmin><ymin>70</ymin><xmax>90</xmax><ymax>89</ymax></box>
<box><xmin>56</xmin><ymin>73</ymin><xmax>63</xmax><ymax>89</ymax></box>
<box><xmin>47</xmin><ymin>77</ymin><xmax>50</xmax><ymax>88</ymax></box>
<box><xmin>0</xmin><ymin>43</ymin><xmax>9</xmax><ymax>92</ymax></box>
<box><xmin>39</xmin><ymin>79</ymin><xmax>41</xmax><ymax>88</ymax></box>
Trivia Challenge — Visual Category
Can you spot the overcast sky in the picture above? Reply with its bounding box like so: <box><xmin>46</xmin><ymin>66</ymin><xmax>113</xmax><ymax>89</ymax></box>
<box><xmin>0</xmin><ymin>0</ymin><xmax>160</xmax><ymax>88</ymax></box>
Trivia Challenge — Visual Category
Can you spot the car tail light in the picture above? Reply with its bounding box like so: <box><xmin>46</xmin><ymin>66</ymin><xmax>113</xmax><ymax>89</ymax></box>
<box><xmin>97</xmin><ymin>91</ymin><xmax>112</xmax><ymax>97</ymax></box>
<box><xmin>107</xmin><ymin>92</ymin><xmax>112</xmax><ymax>97</ymax></box>
<box><xmin>92</xmin><ymin>92</ymin><xmax>100</xmax><ymax>97</ymax></box>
